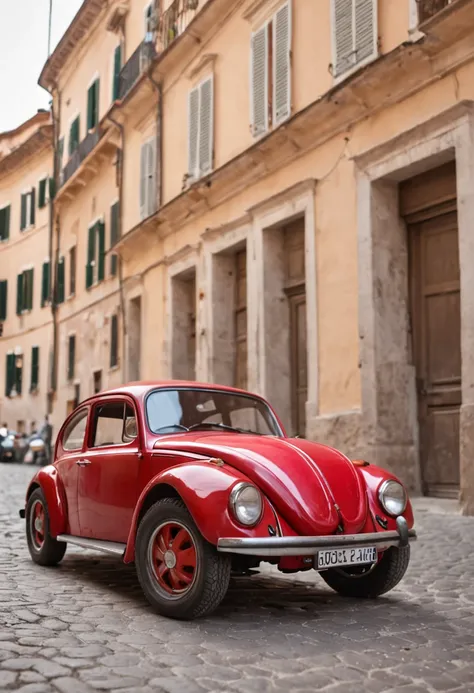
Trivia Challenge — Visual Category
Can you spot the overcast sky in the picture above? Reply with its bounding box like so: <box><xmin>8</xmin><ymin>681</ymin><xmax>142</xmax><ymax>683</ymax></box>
<box><xmin>0</xmin><ymin>0</ymin><xmax>84</xmax><ymax>132</ymax></box>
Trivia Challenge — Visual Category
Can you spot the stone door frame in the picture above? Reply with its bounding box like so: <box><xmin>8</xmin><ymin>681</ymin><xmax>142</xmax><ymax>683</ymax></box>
<box><xmin>355</xmin><ymin>101</ymin><xmax>474</xmax><ymax>513</ymax></box>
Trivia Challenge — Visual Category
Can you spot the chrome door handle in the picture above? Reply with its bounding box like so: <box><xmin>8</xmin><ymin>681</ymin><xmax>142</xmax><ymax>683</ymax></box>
<box><xmin>76</xmin><ymin>459</ymin><xmax>91</xmax><ymax>467</ymax></box>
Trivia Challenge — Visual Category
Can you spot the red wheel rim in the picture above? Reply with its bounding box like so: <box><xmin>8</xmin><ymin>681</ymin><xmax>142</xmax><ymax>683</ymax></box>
<box><xmin>149</xmin><ymin>521</ymin><xmax>197</xmax><ymax>596</ymax></box>
<box><xmin>30</xmin><ymin>500</ymin><xmax>45</xmax><ymax>551</ymax></box>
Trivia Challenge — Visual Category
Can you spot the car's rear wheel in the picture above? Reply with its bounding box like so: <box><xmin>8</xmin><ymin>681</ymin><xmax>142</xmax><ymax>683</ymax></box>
<box><xmin>319</xmin><ymin>545</ymin><xmax>410</xmax><ymax>598</ymax></box>
<box><xmin>135</xmin><ymin>498</ymin><xmax>231</xmax><ymax>620</ymax></box>
<box><xmin>25</xmin><ymin>488</ymin><xmax>67</xmax><ymax>566</ymax></box>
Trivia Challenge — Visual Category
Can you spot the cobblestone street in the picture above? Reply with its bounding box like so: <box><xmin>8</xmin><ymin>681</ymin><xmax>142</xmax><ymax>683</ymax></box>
<box><xmin>1</xmin><ymin>463</ymin><xmax>474</xmax><ymax>693</ymax></box>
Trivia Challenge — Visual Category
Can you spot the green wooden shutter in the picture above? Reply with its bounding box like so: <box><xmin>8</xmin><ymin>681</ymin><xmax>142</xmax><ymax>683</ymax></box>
<box><xmin>15</xmin><ymin>356</ymin><xmax>23</xmax><ymax>396</ymax></box>
<box><xmin>48</xmin><ymin>176</ymin><xmax>56</xmax><ymax>201</ymax></box>
<box><xmin>31</xmin><ymin>346</ymin><xmax>39</xmax><ymax>391</ymax></box>
<box><xmin>0</xmin><ymin>280</ymin><xmax>7</xmax><ymax>320</ymax></box>
<box><xmin>57</xmin><ymin>137</ymin><xmax>64</xmax><ymax>170</ymax></box>
<box><xmin>38</xmin><ymin>179</ymin><xmax>47</xmax><ymax>208</ymax></box>
<box><xmin>56</xmin><ymin>257</ymin><xmax>65</xmax><ymax>304</ymax></box>
<box><xmin>30</xmin><ymin>188</ymin><xmax>36</xmax><ymax>226</ymax></box>
<box><xmin>87</xmin><ymin>79</ymin><xmax>100</xmax><ymax>130</ymax></box>
<box><xmin>110</xmin><ymin>314</ymin><xmax>119</xmax><ymax>368</ymax></box>
<box><xmin>26</xmin><ymin>269</ymin><xmax>34</xmax><ymax>310</ymax></box>
<box><xmin>97</xmin><ymin>221</ymin><xmax>106</xmax><ymax>282</ymax></box>
<box><xmin>41</xmin><ymin>261</ymin><xmax>50</xmax><ymax>307</ymax></box>
<box><xmin>110</xmin><ymin>201</ymin><xmax>119</xmax><ymax>276</ymax></box>
<box><xmin>68</xmin><ymin>335</ymin><xmax>76</xmax><ymax>380</ymax></box>
<box><xmin>16</xmin><ymin>273</ymin><xmax>23</xmax><ymax>314</ymax></box>
<box><xmin>6</xmin><ymin>353</ymin><xmax>15</xmax><ymax>396</ymax></box>
<box><xmin>20</xmin><ymin>194</ymin><xmax>27</xmax><ymax>231</ymax></box>
<box><xmin>69</xmin><ymin>117</ymin><xmax>80</xmax><ymax>155</ymax></box>
<box><xmin>0</xmin><ymin>205</ymin><xmax>10</xmax><ymax>240</ymax></box>
<box><xmin>113</xmin><ymin>45</ymin><xmax>122</xmax><ymax>101</ymax></box>
<box><xmin>86</xmin><ymin>225</ymin><xmax>96</xmax><ymax>288</ymax></box>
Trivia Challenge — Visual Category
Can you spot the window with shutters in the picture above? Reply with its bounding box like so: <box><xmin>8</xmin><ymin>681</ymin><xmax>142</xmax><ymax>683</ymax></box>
<box><xmin>139</xmin><ymin>138</ymin><xmax>157</xmax><ymax>220</ymax></box>
<box><xmin>0</xmin><ymin>280</ymin><xmax>7</xmax><ymax>321</ymax></box>
<box><xmin>0</xmin><ymin>205</ymin><xmax>11</xmax><ymax>241</ymax></box>
<box><xmin>250</xmin><ymin>1</ymin><xmax>292</xmax><ymax>139</ymax></box>
<box><xmin>331</xmin><ymin>0</ymin><xmax>378</xmax><ymax>79</ymax></box>
<box><xmin>38</xmin><ymin>177</ymin><xmax>48</xmax><ymax>209</ymax></box>
<box><xmin>57</xmin><ymin>137</ymin><xmax>64</xmax><ymax>171</ymax></box>
<box><xmin>112</xmin><ymin>44</ymin><xmax>122</xmax><ymax>101</ymax></box>
<box><xmin>56</xmin><ymin>256</ymin><xmax>65</xmax><ymax>304</ymax></box>
<box><xmin>5</xmin><ymin>353</ymin><xmax>15</xmax><ymax>397</ymax></box>
<box><xmin>30</xmin><ymin>346</ymin><xmax>39</xmax><ymax>393</ymax></box>
<box><xmin>69</xmin><ymin>246</ymin><xmax>77</xmax><ymax>296</ymax></box>
<box><xmin>110</xmin><ymin>201</ymin><xmax>120</xmax><ymax>276</ymax></box>
<box><xmin>86</xmin><ymin>220</ymin><xmax>106</xmax><ymax>289</ymax></box>
<box><xmin>17</xmin><ymin>269</ymin><xmax>34</xmax><ymax>314</ymax></box>
<box><xmin>20</xmin><ymin>189</ymin><xmax>36</xmax><ymax>231</ymax></box>
<box><xmin>187</xmin><ymin>75</ymin><xmax>214</xmax><ymax>181</ymax></box>
<box><xmin>110</xmin><ymin>313</ymin><xmax>119</xmax><ymax>369</ymax></box>
<box><xmin>41</xmin><ymin>261</ymin><xmax>51</xmax><ymax>307</ymax></box>
<box><xmin>87</xmin><ymin>78</ymin><xmax>100</xmax><ymax>131</ymax></box>
<box><xmin>67</xmin><ymin>334</ymin><xmax>76</xmax><ymax>382</ymax></box>
<box><xmin>69</xmin><ymin>116</ymin><xmax>80</xmax><ymax>156</ymax></box>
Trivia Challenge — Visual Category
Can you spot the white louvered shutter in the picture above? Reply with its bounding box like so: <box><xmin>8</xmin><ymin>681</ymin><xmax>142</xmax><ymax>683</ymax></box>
<box><xmin>188</xmin><ymin>86</ymin><xmax>199</xmax><ymax>179</ymax></box>
<box><xmin>146</xmin><ymin>138</ymin><xmax>157</xmax><ymax>216</ymax></box>
<box><xmin>273</xmin><ymin>1</ymin><xmax>291</xmax><ymax>126</ymax></box>
<box><xmin>139</xmin><ymin>142</ymin><xmax>147</xmax><ymax>220</ymax></box>
<box><xmin>250</xmin><ymin>25</ymin><xmax>268</xmax><ymax>137</ymax></box>
<box><xmin>198</xmin><ymin>76</ymin><xmax>213</xmax><ymax>176</ymax></box>
<box><xmin>354</xmin><ymin>0</ymin><xmax>376</xmax><ymax>64</ymax></box>
<box><xmin>333</xmin><ymin>0</ymin><xmax>354</xmax><ymax>77</ymax></box>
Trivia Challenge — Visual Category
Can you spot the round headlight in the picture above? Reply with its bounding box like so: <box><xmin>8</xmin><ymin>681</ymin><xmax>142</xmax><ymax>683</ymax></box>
<box><xmin>229</xmin><ymin>482</ymin><xmax>263</xmax><ymax>527</ymax></box>
<box><xmin>378</xmin><ymin>479</ymin><xmax>407</xmax><ymax>517</ymax></box>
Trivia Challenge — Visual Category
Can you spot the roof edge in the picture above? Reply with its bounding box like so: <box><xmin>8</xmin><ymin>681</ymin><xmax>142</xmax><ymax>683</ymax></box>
<box><xmin>0</xmin><ymin>111</ymin><xmax>51</xmax><ymax>141</ymax></box>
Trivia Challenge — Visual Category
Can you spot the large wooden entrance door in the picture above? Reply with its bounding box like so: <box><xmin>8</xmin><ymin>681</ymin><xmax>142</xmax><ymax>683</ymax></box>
<box><xmin>284</xmin><ymin>219</ymin><xmax>307</xmax><ymax>438</ymax></box>
<box><xmin>402</xmin><ymin>163</ymin><xmax>461</xmax><ymax>498</ymax></box>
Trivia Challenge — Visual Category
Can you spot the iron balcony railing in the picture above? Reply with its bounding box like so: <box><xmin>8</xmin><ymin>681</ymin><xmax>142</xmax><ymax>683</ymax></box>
<box><xmin>118</xmin><ymin>40</ymin><xmax>157</xmax><ymax>100</ymax></box>
<box><xmin>61</xmin><ymin>128</ymin><xmax>101</xmax><ymax>187</ymax></box>
<box><xmin>158</xmin><ymin>0</ymin><xmax>199</xmax><ymax>52</ymax></box>
<box><xmin>417</xmin><ymin>0</ymin><xmax>454</xmax><ymax>23</ymax></box>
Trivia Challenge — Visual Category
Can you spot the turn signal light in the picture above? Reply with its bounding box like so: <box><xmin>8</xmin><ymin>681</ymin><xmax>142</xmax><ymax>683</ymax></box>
<box><xmin>352</xmin><ymin>459</ymin><xmax>370</xmax><ymax>467</ymax></box>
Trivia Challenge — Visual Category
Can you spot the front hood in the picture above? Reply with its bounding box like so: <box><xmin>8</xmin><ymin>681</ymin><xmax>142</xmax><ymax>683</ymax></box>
<box><xmin>153</xmin><ymin>434</ymin><xmax>367</xmax><ymax>535</ymax></box>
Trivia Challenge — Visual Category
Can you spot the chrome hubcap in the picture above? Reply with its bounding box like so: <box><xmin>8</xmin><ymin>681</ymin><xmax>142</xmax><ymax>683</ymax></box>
<box><xmin>164</xmin><ymin>550</ymin><xmax>177</xmax><ymax>569</ymax></box>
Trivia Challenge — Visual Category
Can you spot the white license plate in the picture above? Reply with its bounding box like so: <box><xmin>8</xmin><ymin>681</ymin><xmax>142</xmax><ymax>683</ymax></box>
<box><xmin>317</xmin><ymin>546</ymin><xmax>377</xmax><ymax>569</ymax></box>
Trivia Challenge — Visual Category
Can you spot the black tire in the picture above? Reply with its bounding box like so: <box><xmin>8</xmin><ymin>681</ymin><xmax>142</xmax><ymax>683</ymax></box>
<box><xmin>135</xmin><ymin>498</ymin><xmax>231</xmax><ymax>620</ymax></box>
<box><xmin>25</xmin><ymin>488</ymin><xmax>67</xmax><ymax>566</ymax></box>
<box><xmin>319</xmin><ymin>546</ymin><xmax>410</xmax><ymax>598</ymax></box>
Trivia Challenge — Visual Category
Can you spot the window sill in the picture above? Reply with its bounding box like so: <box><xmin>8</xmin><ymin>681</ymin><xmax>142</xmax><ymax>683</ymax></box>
<box><xmin>109</xmin><ymin>364</ymin><xmax>120</xmax><ymax>373</ymax></box>
<box><xmin>331</xmin><ymin>52</ymin><xmax>379</xmax><ymax>86</ymax></box>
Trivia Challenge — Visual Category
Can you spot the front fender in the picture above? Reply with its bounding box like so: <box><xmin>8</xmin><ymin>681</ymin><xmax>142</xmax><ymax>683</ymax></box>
<box><xmin>24</xmin><ymin>466</ymin><xmax>68</xmax><ymax>538</ymax></box>
<box><xmin>358</xmin><ymin>465</ymin><xmax>415</xmax><ymax>531</ymax></box>
<box><xmin>124</xmin><ymin>462</ymin><xmax>277</xmax><ymax>563</ymax></box>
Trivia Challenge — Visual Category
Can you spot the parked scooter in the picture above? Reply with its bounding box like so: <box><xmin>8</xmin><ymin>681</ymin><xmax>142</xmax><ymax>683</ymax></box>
<box><xmin>23</xmin><ymin>433</ymin><xmax>49</xmax><ymax>466</ymax></box>
<box><xmin>0</xmin><ymin>432</ymin><xmax>17</xmax><ymax>462</ymax></box>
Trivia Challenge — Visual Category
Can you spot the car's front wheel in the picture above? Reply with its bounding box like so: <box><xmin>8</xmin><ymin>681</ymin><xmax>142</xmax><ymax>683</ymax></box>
<box><xmin>135</xmin><ymin>498</ymin><xmax>231</xmax><ymax>620</ymax></box>
<box><xmin>25</xmin><ymin>488</ymin><xmax>67</xmax><ymax>566</ymax></box>
<box><xmin>319</xmin><ymin>545</ymin><xmax>410</xmax><ymax>598</ymax></box>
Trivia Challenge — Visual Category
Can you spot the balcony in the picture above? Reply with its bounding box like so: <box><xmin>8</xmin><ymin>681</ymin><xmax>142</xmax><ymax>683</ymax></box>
<box><xmin>417</xmin><ymin>0</ymin><xmax>454</xmax><ymax>22</ymax></box>
<box><xmin>118</xmin><ymin>40</ymin><xmax>156</xmax><ymax>100</ymax></box>
<box><xmin>61</xmin><ymin>128</ymin><xmax>101</xmax><ymax>186</ymax></box>
<box><xmin>158</xmin><ymin>0</ymin><xmax>200</xmax><ymax>52</ymax></box>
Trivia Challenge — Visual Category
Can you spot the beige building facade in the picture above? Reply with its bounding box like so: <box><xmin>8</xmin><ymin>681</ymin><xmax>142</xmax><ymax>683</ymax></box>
<box><xmin>3</xmin><ymin>0</ymin><xmax>474</xmax><ymax>513</ymax></box>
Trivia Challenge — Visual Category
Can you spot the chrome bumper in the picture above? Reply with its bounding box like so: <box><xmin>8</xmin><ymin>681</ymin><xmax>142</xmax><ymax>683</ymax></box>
<box><xmin>217</xmin><ymin>516</ymin><xmax>416</xmax><ymax>557</ymax></box>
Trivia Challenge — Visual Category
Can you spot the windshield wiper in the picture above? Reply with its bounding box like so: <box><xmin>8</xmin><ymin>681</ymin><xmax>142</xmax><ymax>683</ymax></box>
<box><xmin>153</xmin><ymin>424</ymin><xmax>190</xmax><ymax>433</ymax></box>
<box><xmin>188</xmin><ymin>422</ymin><xmax>260</xmax><ymax>434</ymax></box>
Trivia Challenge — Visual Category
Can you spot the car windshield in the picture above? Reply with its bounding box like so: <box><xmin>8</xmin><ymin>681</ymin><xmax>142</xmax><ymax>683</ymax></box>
<box><xmin>146</xmin><ymin>388</ymin><xmax>281</xmax><ymax>436</ymax></box>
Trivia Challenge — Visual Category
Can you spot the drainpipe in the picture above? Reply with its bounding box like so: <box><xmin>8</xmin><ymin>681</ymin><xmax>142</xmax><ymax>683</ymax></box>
<box><xmin>48</xmin><ymin>84</ymin><xmax>61</xmax><ymax>413</ymax></box>
<box><xmin>107</xmin><ymin>114</ymin><xmax>127</xmax><ymax>384</ymax></box>
<box><xmin>147</xmin><ymin>74</ymin><xmax>163</xmax><ymax>212</ymax></box>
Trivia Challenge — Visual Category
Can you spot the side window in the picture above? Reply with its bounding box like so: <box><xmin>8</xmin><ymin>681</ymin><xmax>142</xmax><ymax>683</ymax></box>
<box><xmin>91</xmin><ymin>401</ymin><xmax>137</xmax><ymax>447</ymax></box>
<box><xmin>63</xmin><ymin>408</ymin><xmax>89</xmax><ymax>451</ymax></box>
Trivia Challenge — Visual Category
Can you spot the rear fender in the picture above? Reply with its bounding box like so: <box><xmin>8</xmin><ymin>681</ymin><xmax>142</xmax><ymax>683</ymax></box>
<box><xmin>24</xmin><ymin>466</ymin><xmax>68</xmax><ymax>538</ymax></box>
<box><xmin>124</xmin><ymin>462</ymin><xmax>276</xmax><ymax>563</ymax></box>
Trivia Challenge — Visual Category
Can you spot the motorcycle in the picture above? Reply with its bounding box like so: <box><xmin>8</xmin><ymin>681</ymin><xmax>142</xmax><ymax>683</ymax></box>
<box><xmin>0</xmin><ymin>433</ymin><xmax>16</xmax><ymax>463</ymax></box>
<box><xmin>23</xmin><ymin>435</ymin><xmax>49</xmax><ymax>466</ymax></box>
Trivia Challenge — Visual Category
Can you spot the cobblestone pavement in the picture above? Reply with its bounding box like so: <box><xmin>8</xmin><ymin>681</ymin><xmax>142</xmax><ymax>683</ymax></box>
<box><xmin>1</xmin><ymin>463</ymin><xmax>474</xmax><ymax>693</ymax></box>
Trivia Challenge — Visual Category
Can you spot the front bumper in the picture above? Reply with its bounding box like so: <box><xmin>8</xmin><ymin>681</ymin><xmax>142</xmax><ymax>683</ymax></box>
<box><xmin>217</xmin><ymin>516</ymin><xmax>416</xmax><ymax>557</ymax></box>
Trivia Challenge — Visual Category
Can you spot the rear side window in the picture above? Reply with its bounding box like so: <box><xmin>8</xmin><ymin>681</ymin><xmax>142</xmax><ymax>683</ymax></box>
<box><xmin>62</xmin><ymin>408</ymin><xmax>89</xmax><ymax>451</ymax></box>
<box><xmin>91</xmin><ymin>401</ymin><xmax>137</xmax><ymax>447</ymax></box>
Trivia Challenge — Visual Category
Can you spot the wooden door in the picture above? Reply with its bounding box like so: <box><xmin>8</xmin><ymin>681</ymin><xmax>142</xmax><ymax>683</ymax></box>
<box><xmin>409</xmin><ymin>210</ymin><xmax>461</xmax><ymax>497</ymax></box>
<box><xmin>188</xmin><ymin>276</ymin><xmax>196</xmax><ymax>380</ymax></box>
<box><xmin>284</xmin><ymin>219</ymin><xmax>307</xmax><ymax>437</ymax></box>
<box><xmin>234</xmin><ymin>250</ymin><xmax>248</xmax><ymax>390</ymax></box>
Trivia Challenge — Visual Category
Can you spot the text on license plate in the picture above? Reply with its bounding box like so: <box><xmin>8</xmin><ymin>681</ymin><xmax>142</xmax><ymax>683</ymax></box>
<box><xmin>317</xmin><ymin>546</ymin><xmax>377</xmax><ymax>569</ymax></box>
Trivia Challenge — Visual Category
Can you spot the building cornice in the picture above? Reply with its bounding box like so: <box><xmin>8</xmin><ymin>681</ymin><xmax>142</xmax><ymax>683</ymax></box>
<box><xmin>0</xmin><ymin>126</ymin><xmax>53</xmax><ymax>180</ymax></box>
<box><xmin>0</xmin><ymin>111</ymin><xmax>50</xmax><ymax>142</ymax></box>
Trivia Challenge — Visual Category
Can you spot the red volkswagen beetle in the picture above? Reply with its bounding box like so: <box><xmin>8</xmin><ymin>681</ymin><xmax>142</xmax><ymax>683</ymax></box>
<box><xmin>21</xmin><ymin>381</ymin><xmax>416</xmax><ymax>620</ymax></box>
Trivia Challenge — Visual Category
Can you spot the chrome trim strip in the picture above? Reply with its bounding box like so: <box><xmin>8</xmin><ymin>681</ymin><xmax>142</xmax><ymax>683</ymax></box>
<box><xmin>217</xmin><ymin>528</ymin><xmax>417</xmax><ymax>557</ymax></box>
<box><xmin>56</xmin><ymin>534</ymin><xmax>126</xmax><ymax>556</ymax></box>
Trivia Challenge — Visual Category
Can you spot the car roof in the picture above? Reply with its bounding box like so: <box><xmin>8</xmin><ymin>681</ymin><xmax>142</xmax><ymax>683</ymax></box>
<box><xmin>79</xmin><ymin>380</ymin><xmax>262</xmax><ymax>406</ymax></box>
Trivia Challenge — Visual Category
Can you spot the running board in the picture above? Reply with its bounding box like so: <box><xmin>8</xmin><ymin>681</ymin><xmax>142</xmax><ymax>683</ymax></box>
<box><xmin>56</xmin><ymin>535</ymin><xmax>126</xmax><ymax>557</ymax></box>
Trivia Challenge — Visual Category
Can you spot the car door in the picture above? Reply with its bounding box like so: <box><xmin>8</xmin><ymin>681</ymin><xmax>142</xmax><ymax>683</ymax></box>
<box><xmin>54</xmin><ymin>406</ymin><xmax>90</xmax><ymax>536</ymax></box>
<box><xmin>77</xmin><ymin>396</ymin><xmax>141</xmax><ymax>543</ymax></box>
